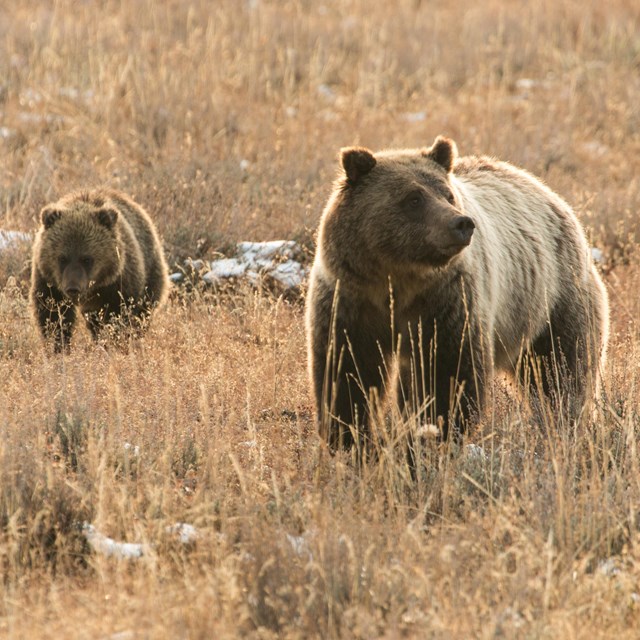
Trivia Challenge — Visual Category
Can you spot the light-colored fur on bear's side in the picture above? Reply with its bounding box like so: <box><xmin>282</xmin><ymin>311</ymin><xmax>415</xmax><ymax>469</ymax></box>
<box><xmin>306</xmin><ymin>137</ymin><xmax>609</xmax><ymax>452</ymax></box>
<box><xmin>449</xmin><ymin>159</ymin><xmax>609</xmax><ymax>375</ymax></box>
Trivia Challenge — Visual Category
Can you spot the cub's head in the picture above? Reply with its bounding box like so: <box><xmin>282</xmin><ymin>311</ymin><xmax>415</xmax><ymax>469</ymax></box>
<box><xmin>36</xmin><ymin>193</ymin><xmax>124</xmax><ymax>301</ymax></box>
<box><xmin>320</xmin><ymin>136</ymin><xmax>475</xmax><ymax>281</ymax></box>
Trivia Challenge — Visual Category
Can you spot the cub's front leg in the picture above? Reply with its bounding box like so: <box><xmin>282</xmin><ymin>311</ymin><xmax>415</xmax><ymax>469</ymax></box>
<box><xmin>30</xmin><ymin>271</ymin><xmax>77</xmax><ymax>352</ymax></box>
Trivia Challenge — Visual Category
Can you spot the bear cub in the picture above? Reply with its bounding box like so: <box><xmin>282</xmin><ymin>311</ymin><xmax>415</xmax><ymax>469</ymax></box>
<box><xmin>31</xmin><ymin>189</ymin><xmax>169</xmax><ymax>351</ymax></box>
<box><xmin>306</xmin><ymin>136</ymin><xmax>609</xmax><ymax>452</ymax></box>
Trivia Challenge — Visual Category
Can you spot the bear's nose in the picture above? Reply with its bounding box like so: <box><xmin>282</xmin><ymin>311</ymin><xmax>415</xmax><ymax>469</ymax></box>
<box><xmin>449</xmin><ymin>216</ymin><xmax>475</xmax><ymax>244</ymax></box>
<box><xmin>65</xmin><ymin>286</ymin><xmax>81</xmax><ymax>298</ymax></box>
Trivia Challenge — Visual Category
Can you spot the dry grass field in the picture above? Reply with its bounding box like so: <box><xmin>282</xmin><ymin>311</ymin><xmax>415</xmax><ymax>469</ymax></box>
<box><xmin>1</xmin><ymin>0</ymin><xmax>640</xmax><ymax>637</ymax></box>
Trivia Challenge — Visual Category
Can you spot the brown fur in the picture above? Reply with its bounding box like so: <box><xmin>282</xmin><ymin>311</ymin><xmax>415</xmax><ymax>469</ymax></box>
<box><xmin>30</xmin><ymin>188</ymin><xmax>169</xmax><ymax>351</ymax></box>
<box><xmin>306</xmin><ymin>136</ymin><xmax>609</xmax><ymax>452</ymax></box>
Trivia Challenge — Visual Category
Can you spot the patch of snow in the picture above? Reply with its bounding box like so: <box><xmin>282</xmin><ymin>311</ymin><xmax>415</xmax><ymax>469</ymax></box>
<box><xmin>581</xmin><ymin>141</ymin><xmax>608</xmax><ymax>157</ymax></box>
<box><xmin>202</xmin><ymin>241</ymin><xmax>307</xmax><ymax>290</ymax></box>
<box><xmin>108</xmin><ymin>632</ymin><xmax>135</xmax><ymax>640</ymax></box>
<box><xmin>83</xmin><ymin>524</ymin><xmax>148</xmax><ymax>559</ymax></box>
<box><xmin>285</xmin><ymin>106</ymin><xmax>297</xmax><ymax>118</ymax></box>
<box><xmin>20</xmin><ymin>88</ymin><xmax>43</xmax><ymax>106</ymax></box>
<box><xmin>83</xmin><ymin>521</ymin><xmax>199</xmax><ymax>559</ymax></box>
<box><xmin>202</xmin><ymin>258</ymin><xmax>248</xmax><ymax>284</ymax></box>
<box><xmin>317</xmin><ymin>83</ymin><xmax>337</xmax><ymax>103</ymax></box>
<box><xmin>0</xmin><ymin>127</ymin><xmax>16</xmax><ymax>140</ymax></box>
<box><xmin>18</xmin><ymin>112</ymin><xmax>67</xmax><ymax>126</ymax></box>
<box><xmin>283</xmin><ymin>531</ymin><xmax>314</xmax><ymax>561</ymax></box>
<box><xmin>497</xmin><ymin>606</ymin><xmax>526</xmax><ymax>629</ymax></box>
<box><xmin>286</xmin><ymin>533</ymin><xmax>311</xmax><ymax>558</ymax></box>
<box><xmin>0</xmin><ymin>230</ymin><xmax>32</xmax><ymax>250</ymax></box>
<box><xmin>239</xmin><ymin>159</ymin><xmax>250</xmax><ymax>172</ymax></box>
<box><xmin>185</xmin><ymin>258</ymin><xmax>208</xmax><ymax>272</ymax></box>
<box><xmin>597</xmin><ymin>557</ymin><xmax>620</xmax><ymax>577</ymax></box>
<box><xmin>402</xmin><ymin>111</ymin><xmax>427</xmax><ymax>123</ymax></box>
<box><xmin>169</xmin><ymin>272</ymin><xmax>185</xmax><ymax>283</ymax></box>
<box><xmin>165</xmin><ymin>522</ymin><xmax>199</xmax><ymax>544</ymax></box>
<box><xmin>465</xmin><ymin>443</ymin><xmax>488</xmax><ymax>462</ymax></box>
<box><xmin>238</xmin><ymin>240</ymin><xmax>299</xmax><ymax>262</ymax></box>
<box><xmin>591</xmin><ymin>247</ymin><xmax>604</xmax><ymax>263</ymax></box>
<box><xmin>58</xmin><ymin>87</ymin><xmax>94</xmax><ymax>103</ymax></box>
<box><xmin>123</xmin><ymin>442</ymin><xmax>140</xmax><ymax>457</ymax></box>
<box><xmin>269</xmin><ymin>260</ymin><xmax>306</xmax><ymax>289</ymax></box>
<box><xmin>515</xmin><ymin>78</ymin><xmax>537</xmax><ymax>91</ymax></box>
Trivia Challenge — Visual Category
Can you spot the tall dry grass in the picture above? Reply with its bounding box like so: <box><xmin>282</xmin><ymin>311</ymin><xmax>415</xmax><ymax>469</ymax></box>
<box><xmin>1</xmin><ymin>0</ymin><xmax>640</xmax><ymax>637</ymax></box>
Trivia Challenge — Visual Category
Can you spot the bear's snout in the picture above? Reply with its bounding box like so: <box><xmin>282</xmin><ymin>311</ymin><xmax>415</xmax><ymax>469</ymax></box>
<box><xmin>62</xmin><ymin>263</ymin><xmax>89</xmax><ymax>300</ymax></box>
<box><xmin>448</xmin><ymin>215</ymin><xmax>475</xmax><ymax>245</ymax></box>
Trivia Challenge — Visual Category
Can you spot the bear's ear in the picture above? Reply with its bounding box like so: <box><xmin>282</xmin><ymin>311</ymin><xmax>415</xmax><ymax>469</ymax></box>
<box><xmin>41</xmin><ymin>206</ymin><xmax>63</xmax><ymax>229</ymax></box>
<box><xmin>424</xmin><ymin>136</ymin><xmax>458</xmax><ymax>173</ymax></box>
<box><xmin>95</xmin><ymin>207</ymin><xmax>118</xmax><ymax>230</ymax></box>
<box><xmin>341</xmin><ymin>147</ymin><xmax>377</xmax><ymax>185</ymax></box>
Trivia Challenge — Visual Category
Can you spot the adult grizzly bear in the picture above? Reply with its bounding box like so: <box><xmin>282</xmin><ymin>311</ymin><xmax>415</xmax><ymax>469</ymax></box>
<box><xmin>31</xmin><ymin>189</ymin><xmax>169</xmax><ymax>351</ymax></box>
<box><xmin>306</xmin><ymin>136</ymin><xmax>609</xmax><ymax>452</ymax></box>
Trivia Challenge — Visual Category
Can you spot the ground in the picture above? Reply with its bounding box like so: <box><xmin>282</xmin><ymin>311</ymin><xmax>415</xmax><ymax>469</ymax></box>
<box><xmin>1</xmin><ymin>1</ymin><xmax>640</xmax><ymax>638</ymax></box>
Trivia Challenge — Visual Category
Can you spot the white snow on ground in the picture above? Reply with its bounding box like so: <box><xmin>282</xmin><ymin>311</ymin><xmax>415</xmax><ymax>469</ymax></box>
<box><xmin>402</xmin><ymin>111</ymin><xmax>427</xmax><ymax>123</ymax></box>
<box><xmin>204</xmin><ymin>257</ymin><xmax>249</xmax><ymax>281</ymax></box>
<box><xmin>83</xmin><ymin>522</ymin><xmax>313</xmax><ymax>562</ymax></box>
<box><xmin>465</xmin><ymin>443</ymin><xmax>489</xmax><ymax>462</ymax></box>
<box><xmin>199</xmin><ymin>240</ymin><xmax>307</xmax><ymax>290</ymax></box>
<box><xmin>266</xmin><ymin>258</ymin><xmax>307</xmax><ymax>289</ymax></box>
<box><xmin>123</xmin><ymin>442</ymin><xmax>140</xmax><ymax>457</ymax></box>
<box><xmin>83</xmin><ymin>522</ymin><xmax>199</xmax><ymax>559</ymax></box>
<box><xmin>83</xmin><ymin>524</ymin><xmax>148</xmax><ymax>559</ymax></box>
<box><xmin>0</xmin><ymin>230</ymin><xmax>31</xmax><ymax>250</ymax></box>
<box><xmin>165</xmin><ymin>522</ymin><xmax>199</xmax><ymax>545</ymax></box>
<box><xmin>597</xmin><ymin>557</ymin><xmax>620</xmax><ymax>577</ymax></box>
<box><xmin>591</xmin><ymin>247</ymin><xmax>604</xmax><ymax>263</ymax></box>
<box><xmin>285</xmin><ymin>533</ymin><xmax>312</xmax><ymax>560</ymax></box>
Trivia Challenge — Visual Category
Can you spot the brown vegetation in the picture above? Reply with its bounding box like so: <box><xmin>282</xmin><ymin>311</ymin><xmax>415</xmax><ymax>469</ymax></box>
<box><xmin>1</xmin><ymin>1</ymin><xmax>639</xmax><ymax>637</ymax></box>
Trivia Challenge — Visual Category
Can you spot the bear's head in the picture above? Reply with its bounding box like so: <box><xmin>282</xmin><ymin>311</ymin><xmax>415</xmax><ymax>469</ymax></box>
<box><xmin>320</xmin><ymin>136</ymin><xmax>475</xmax><ymax>285</ymax></box>
<box><xmin>36</xmin><ymin>195</ymin><xmax>125</xmax><ymax>301</ymax></box>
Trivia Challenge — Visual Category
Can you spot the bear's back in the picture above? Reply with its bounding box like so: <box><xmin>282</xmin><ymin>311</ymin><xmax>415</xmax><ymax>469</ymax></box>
<box><xmin>451</xmin><ymin>155</ymin><xmax>593</xmax><ymax>365</ymax></box>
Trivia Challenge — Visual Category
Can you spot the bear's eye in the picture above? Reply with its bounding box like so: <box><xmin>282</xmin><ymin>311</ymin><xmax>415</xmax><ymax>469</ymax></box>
<box><xmin>446</xmin><ymin>191</ymin><xmax>456</xmax><ymax>205</ymax></box>
<box><xmin>58</xmin><ymin>256</ymin><xmax>69</xmax><ymax>268</ymax></box>
<box><xmin>79</xmin><ymin>256</ymin><xmax>94</xmax><ymax>269</ymax></box>
<box><xmin>404</xmin><ymin>191</ymin><xmax>424</xmax><ymax>209</ymax></box>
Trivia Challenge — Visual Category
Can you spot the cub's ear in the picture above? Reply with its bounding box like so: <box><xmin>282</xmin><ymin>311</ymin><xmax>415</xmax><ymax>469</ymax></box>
<box><xmin>95</xmin><ymin>207</ymin><xmax>118</xmax><ymax>229</ymax></box>
<box><xmin>341</xmin><ymin>147</ymin><xmax>376</xmax><ymax>185</ymax></box>
<box><xmin>424</xmin><ymin>136</ymin><xmax>458</xmax><ymax>173</ymax></box>
<box><xmin>41</xmin><ymin>206</ymin><xmax>63</xmax><ymax>229</ymax></box>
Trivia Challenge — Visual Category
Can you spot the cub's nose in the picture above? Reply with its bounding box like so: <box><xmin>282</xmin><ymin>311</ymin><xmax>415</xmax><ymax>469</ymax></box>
<box><xmin>65</xmin><ymin>286</ymin><xmax>81</xmax><ymax>299</ymax></box>
<box><xmin>449</xmin><ymin>215</ymin><xmax>475</xmax><ymax>245</ymax></box>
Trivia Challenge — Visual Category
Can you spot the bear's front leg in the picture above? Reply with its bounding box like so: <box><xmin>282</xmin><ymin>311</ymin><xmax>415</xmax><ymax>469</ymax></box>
<box><xmin>30</xmin><ymin>275</ymin><xmax>76</xmax><ymax>352</ymax></box>
<box><xmin>308</xmin><ymin>281</ymin><xmax>391</xmax><ymax>453</ymax></box>
<box><xmin>83</xmin><ymin>286</ymin><xmax>141</xmax><ymax>343</ymax></box>
<box><xmin>397</xmin><ymin>314</ymin><xmax>488</xmax><ymax>443</ymax></box>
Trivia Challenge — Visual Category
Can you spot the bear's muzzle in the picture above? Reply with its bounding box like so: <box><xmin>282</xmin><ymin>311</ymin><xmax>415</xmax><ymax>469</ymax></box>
<box><xmin>448</xmin><ymin>215</ymin><xmax>475</xmax><ymax>246</ymax></box>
